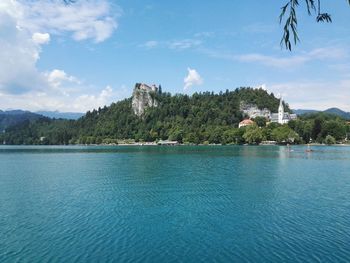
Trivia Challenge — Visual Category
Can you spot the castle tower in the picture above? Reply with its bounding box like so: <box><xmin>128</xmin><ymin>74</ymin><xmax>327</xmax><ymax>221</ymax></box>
<box><xmin>278</xmin><ymin>98</ymin><xmax>284</xmax><ymax>124</ymax></box>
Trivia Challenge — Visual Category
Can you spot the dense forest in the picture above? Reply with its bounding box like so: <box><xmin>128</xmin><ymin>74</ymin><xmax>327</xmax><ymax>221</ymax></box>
<box><xmin>1</xmin><ymin>87</ymin><xmax>349</xmax><ymax>145</ymax></box>
<box><xmin>0</xmin><ymin>110</ymin><xmax>42</xmax><ymax>131</ymax></box>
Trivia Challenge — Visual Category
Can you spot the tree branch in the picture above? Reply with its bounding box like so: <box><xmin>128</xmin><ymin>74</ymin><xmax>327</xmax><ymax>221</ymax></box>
<box><xmin>279</xmin><ymin>0</ymin><xmax>345</xmax><ymax>50</ymax></box>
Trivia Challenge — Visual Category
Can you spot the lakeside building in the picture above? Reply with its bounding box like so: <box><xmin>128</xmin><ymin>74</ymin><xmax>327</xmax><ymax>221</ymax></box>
<box><xmin>241</xmin><ymin>98</ymin><xmax>297</xmax><ymax>125</ymax></box>
<box><xmin>270</xmin><ymin>98</ymin><xmax>297</xmax><ymax>124</ymax></box>
<box><xmin>157</xmin><ymin>140</ymin><xmax>179</xmax><ymax>145</ymax></box>
<box><xmin>239</xmin><ymin>119</ymin><xmax>255</xmax><ymax>128</ymax></box>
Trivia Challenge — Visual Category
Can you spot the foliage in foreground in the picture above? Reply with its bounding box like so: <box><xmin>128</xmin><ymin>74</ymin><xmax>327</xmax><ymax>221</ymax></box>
<box><xmin>280</xmin><ymin>0</ymin><xmax>350</xmax><ymax>50</ymax></box>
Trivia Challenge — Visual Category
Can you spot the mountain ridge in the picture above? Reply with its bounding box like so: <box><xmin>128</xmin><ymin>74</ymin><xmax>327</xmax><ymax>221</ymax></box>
<box><xmin>0</xmin><ymin>110</ymin><xmax>43</xmax><ymax>131</ymax></box>
<box><xmin>0</xmin><ymin>110</ymin><xmax>84</xmax><ymax>131</ymax></box>
<box><xmin>293</xmin><ymin>108</ymin><xmax>350</xmax><ymax>120</ymax></box>
<box><xmin>36</xmin><ymin>111</ymin><xmax>84</xmax><ymax>120</ymax></box>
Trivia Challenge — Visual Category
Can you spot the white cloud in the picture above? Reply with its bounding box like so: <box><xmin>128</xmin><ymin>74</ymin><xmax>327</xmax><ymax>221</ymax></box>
<box><xmin>307</xmin><ymin>47</ymin><xmax>346</xmax><ymax>60</ymax></box>
<box><xmin>73</xmin><ymin>85</ymin><xmax>114</xmax><ymax>111</ymax></box>
<box><xmin>47</xmin><ymin>69</ymin><xmax>80</xmax><ymax>89</ymax></box>
<box><xmin>0</xmin><ymin>0</ymin><xmax>118</xmax><ymax>94</ymax></box>
<box><xmin>32</xmin><ymin>32</ymin><xmax>50</xmax><ymax>45</ymax></box>
<box><xmin>329</xmin><ymin>63</ymin><xmax>350</xmax><ymax>77</ymax></box>
<box><xmin>18</xmin><ymin>0</ymin><xmax>118</xmax><ymax>43</ymax></box>
<box><xmin>0</xmin><ymin>6</ymin><xmax>46</xmax><ymax>94</ymax></box>
<box><xmin>254</xmin><ymin>84</ymin><xmax>267</xmax><ymax>91</ymax></box>
<box><xmin>201</xmin><ymin>46</ymin><xmax>348</xmax><ymax>68</ymax></box>
<box><xmin>194</xmin><ymin>32</ymin><xmax>214</xmax><ymax>38</ymax></box>
<box><xmin>267</xmin><ymin>80</ymin><xmax>350</xmax><ymax>111</ymax></box>
<box><xmin>184</xmin><ymin>68</ymin><xmax>203</xmax><ymax>90</ymax></box>
<box><xmin>168</xmin><ymin>39</ymin><xmax>202</xmax><ymax>50</ymax></box>
<box><xmin>142</xmin><ymin>40</ymin><xmax>159</xmax><ymax>49</ymax></box>
<box><xmin>243</xmin><ymin>23</ymin><xmax>276</xmax><ymax>34</ymax></box>
<box><xmin>0</xmin><ymin>85</ymin><xmax>124</xmax><ymax>112</ymax></box>
<box><xmin>237</xmin><ymin>53</ymin><xmax>308</xmax><ymax>68</ymax></box>
<box><xmin>140</xmin><ymin>38</ymin><xmax>202</xmax><ymax>51</ymax></box>
<box><xmin>0</xmin><ymin>0</ymin><xmax>120</xmax><ymax>112</ymax></box>
<box><xmin>269</xmin><ymin>47</ymin><xmax>348</xmax><ymax>67</ymax></box>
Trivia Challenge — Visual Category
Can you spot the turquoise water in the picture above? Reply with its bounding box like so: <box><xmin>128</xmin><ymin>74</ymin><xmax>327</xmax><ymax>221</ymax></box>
<box><xmin>1</xmin><ymin>145</ymin><xmax>350</xmax><ymax>262</ymax></box>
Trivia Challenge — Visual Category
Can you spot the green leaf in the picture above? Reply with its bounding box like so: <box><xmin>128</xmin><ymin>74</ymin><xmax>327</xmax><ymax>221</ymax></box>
<box><xmin>317</xmin><ymin>13</ymin><xmax>332</xmax><ymax>23</ymax></box>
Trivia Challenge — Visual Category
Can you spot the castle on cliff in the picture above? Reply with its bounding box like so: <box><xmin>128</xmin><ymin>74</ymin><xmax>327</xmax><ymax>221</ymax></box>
<box><xmin>134</xmin><ymin>83</ymin><xmax>159</xmax><ymax>93</ymax></box>
<box><xmin>131</xmin><ymin>83</ymin><xmax>160</xmax><ymax>116</ymax></box>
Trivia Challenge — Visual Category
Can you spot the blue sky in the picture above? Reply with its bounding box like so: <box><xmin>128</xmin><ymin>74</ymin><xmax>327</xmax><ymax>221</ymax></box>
<box><xmin>0</xmin><ymin>0</ymin><xmax>349</xmax><ymax>112</ymax></box>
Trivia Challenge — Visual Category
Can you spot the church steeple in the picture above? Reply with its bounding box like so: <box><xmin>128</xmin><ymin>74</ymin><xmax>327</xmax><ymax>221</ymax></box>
<box><xmin>278</xmin><ymin>97</ymin><xmax>284</xmax><ymax>124</ymax></box>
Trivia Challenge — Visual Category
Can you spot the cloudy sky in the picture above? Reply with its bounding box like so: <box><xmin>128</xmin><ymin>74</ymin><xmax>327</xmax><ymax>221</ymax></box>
<box><xmin>0</xmin><ymin>0</ymin><xmax>349</xmax><ymax>112</ymax></box>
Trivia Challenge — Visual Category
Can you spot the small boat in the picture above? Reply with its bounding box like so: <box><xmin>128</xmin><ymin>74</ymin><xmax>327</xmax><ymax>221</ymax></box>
<box><xmin>305</xmin><ymin>144</ymin><xmax>314</xmax><ymax>152</ymax></box>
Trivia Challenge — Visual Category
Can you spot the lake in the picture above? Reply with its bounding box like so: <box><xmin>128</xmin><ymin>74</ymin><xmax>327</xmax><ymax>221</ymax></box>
<box><xmin>1</xmin><ymin>145</ymin><xmax>350</xmax><ymax>262</ymax></box>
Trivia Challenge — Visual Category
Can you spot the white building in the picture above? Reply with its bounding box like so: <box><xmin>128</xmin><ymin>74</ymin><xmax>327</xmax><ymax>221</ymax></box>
<box><xmin>270</xmin><ymin>98</ymin><xmax>297</xmax><ymax>124</ymax></box>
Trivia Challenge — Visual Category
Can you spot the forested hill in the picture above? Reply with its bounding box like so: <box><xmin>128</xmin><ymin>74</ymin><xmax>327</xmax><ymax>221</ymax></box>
<box><xmin>0</xmin><ymin>110</ymin><xmax>42</xmax><ymax>131</ymax></box>
<box><xmin>2</xmin><ymin>88</ymin><xmax>289</xmax><ymax>145</ymax></box>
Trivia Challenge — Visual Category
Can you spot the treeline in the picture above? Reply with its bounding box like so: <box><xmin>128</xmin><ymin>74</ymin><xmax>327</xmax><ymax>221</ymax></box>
<box><xmin>0</xmin><ymin>110</ymin><xmax>42</xmax><ymax>130</ymax></box>
<box><xmin>2</xmin><ymin>117</ymin><xmax>77</xmax><ymax>145</ymax></box>
<box><xmin>223</xmin><ymin>113</ymin><xmax>349</xmax><ymax>145</ymax></box>
<box><xmin>1</xmin><ymin>88</ymin><xmax>348</xmax><ymax>145</ymax></box>
<box><xmin>289</xmin><ymin>112</ymin><xmax>349</xmax><ymax>144</ymax></box>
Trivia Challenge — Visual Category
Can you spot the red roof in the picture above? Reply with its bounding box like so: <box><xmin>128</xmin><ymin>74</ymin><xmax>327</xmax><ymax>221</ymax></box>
<box><xmin>240</xmin><ymin>119</ymin><xmax>254</xmax><ymax>125</ymax></box>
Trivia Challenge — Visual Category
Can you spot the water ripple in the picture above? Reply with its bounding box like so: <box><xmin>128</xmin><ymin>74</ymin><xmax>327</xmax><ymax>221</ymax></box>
<box><xmin>1</xmin><ymin>146</ymin><xmax>350</xmax><ymax>262</ymax></box>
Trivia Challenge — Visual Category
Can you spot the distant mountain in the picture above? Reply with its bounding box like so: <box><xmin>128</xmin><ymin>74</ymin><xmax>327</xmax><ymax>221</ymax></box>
<box><xmin>36</xmin><ymin>111</ymin><xmax>84</xmax><ymax>120</ymax></box>
<box><xmin>323</xmin><ymin>108</ymin><xmax>350</xmax><ymax>120</ymax></box>
<box><xmin>293</xmin><ymin>108</ymin><xmax>350</xmax><ymax>120</ymax></box>
<box><xmin>293</xmin><ymin>109</ymin><xmax>318</xmax><ymax>115</ymax></box>
<box><xmin>0</xmin><ymin>110</ymin><xmax>44</xmax><ymax>131</ymax></box>
<box><xmin>0</xmin><ymin>109</ymin><xmax>84</xmax><ymax>131</ymax></box>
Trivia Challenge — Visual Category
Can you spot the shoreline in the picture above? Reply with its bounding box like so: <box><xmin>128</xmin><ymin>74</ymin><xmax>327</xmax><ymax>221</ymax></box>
<box><xmin>1</xmin><ymin>143</ymin><xmax>350</xmax><ymax>147</ymax></box>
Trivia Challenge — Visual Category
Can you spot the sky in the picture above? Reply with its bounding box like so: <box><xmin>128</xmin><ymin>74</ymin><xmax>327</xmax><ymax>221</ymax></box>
<box><xmin>0</xmin><ymin>0</ymin><xmax>349</xmax><ymax>112</ymax></box>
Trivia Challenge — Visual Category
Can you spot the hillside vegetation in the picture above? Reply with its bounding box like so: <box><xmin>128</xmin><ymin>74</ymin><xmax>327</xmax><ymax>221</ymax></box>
<box><xmin>1</xmin><ymin>87</ymin><xmax>349</xmax><ymax>145</ymax></box>
<box><xmin>0</xmin><ymin>110</ymin><xmax>42</xmax><ymax>131</ymax></box>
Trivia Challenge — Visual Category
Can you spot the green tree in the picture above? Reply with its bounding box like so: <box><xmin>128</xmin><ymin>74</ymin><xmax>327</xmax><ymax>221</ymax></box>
<box><xmin>289</xmin><ymin>119</ymin><xmax>312</xmax><ymax>143</ymax></box>
<box><xmin>243</xmin><ymin>125</ymin><xmax>264</xmax><ymax>145</ymax></box>
<box><xmin>208</xmin><ymin>127</ymin><xmax>224</xmax><ymax>144</ymax></box>
<box><xmin>222</xmin><ymin>128</ymin><xmax>243</xmax><ymax>144</ymax></box>
<box><xmin>253</xmin><ymin>116</ymin><xmax>267</xmax><ymax>127</ymax></box>
<box><xmin>312</xmin><ymin>117</ymin><xmax>324</xmax><ymax>142</ymax></box>
<box><xmin>272</xmin><ymin>125</ymin><xmax>300</xmax><ymax>144</ymax></box>
<box><xmin>168</xmin><ymin>128</ymin><xmax>183</xmax><ymax>142</ymax></box>
<box><xmin>321</xmin><ymin>120</ymin><xmax>346</xmax><ymax>141</ymax></box>
<box><xmin>324</xmin><ymin>135</ymin><xmax>336</xmax><ymax>145</ymax></box>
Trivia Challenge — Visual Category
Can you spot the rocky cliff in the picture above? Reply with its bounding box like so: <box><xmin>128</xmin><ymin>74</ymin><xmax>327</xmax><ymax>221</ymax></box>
<box><xmin>131</xmin><ymin>83</ymin><xmax>158</xmax><ymax>116</ymax></box>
